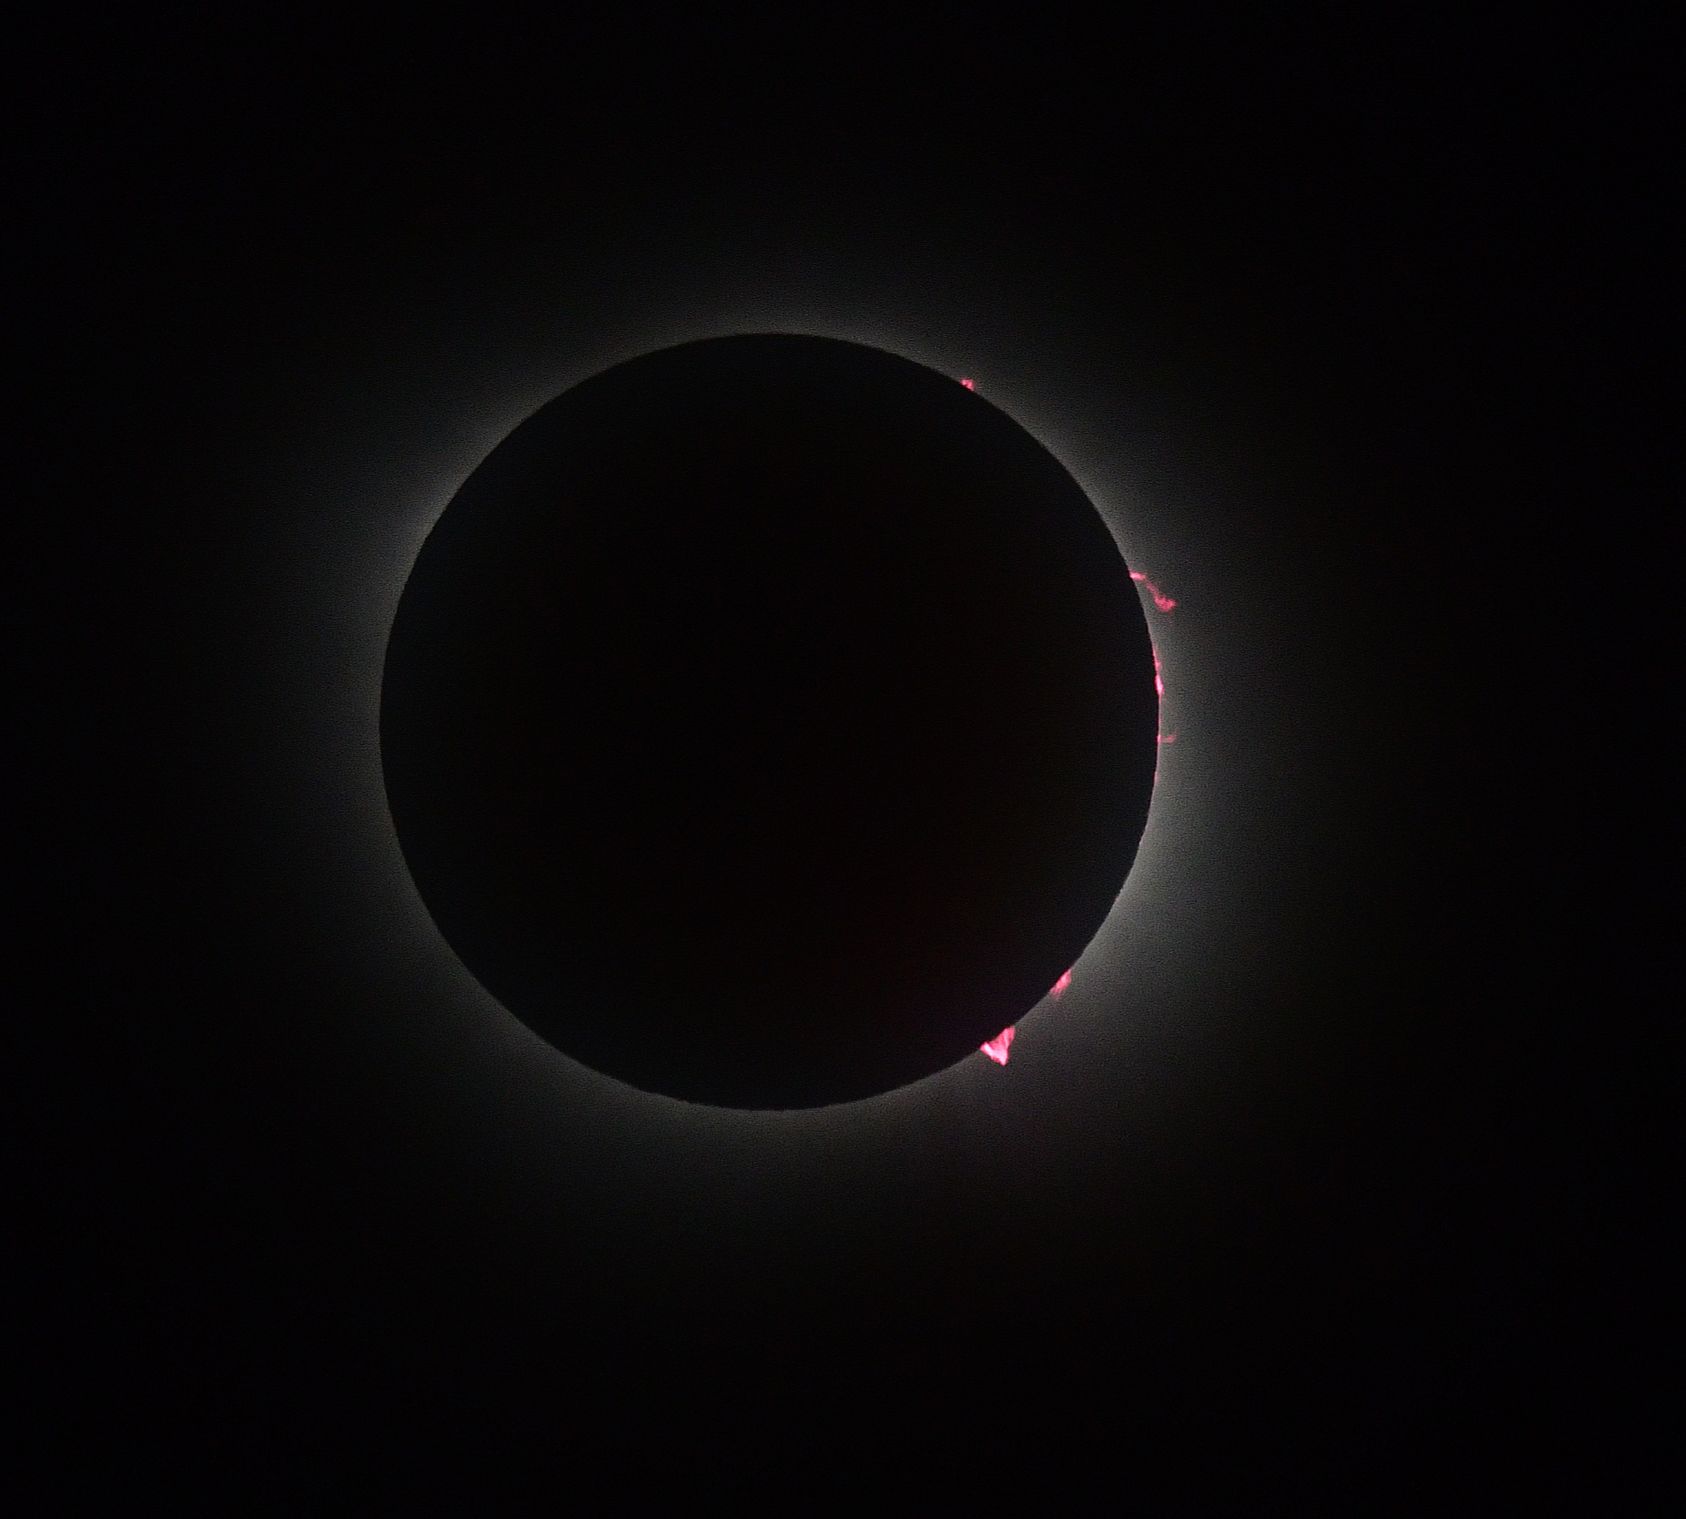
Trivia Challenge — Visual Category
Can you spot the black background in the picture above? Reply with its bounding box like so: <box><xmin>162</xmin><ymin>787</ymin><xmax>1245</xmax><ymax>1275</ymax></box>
<box><xmin>15</xmin><ymin>10</ymin><xmax>1662</xmax><ymax>1500</ymax></box>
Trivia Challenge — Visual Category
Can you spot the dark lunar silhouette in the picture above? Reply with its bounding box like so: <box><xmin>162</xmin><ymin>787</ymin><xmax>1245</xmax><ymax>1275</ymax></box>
<box><xmin>380</xmin><ymin>335</ymin><xmax>1158</xmax><ymax>1106</ymax></box>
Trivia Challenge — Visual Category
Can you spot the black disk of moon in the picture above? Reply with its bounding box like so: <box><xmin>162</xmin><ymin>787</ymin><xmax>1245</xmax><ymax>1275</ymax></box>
<box><xmin>380</xmin><ymin>335</ymin><xmax>1159</xmax><ymax>1107</ymax></box>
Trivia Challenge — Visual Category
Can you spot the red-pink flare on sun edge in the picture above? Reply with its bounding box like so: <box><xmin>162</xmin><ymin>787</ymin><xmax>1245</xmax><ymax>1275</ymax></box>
<box><xmin>1130</xmin><ymin>569</ymin><xmax>1176</xmax><ymax>612</ymax></box>
<box><xmin>959</xmin><ymin>369</ymin><xmax>1178</xmax><ymax>1066</ymax></box>
<box><xmin>980</xmin><ymin>969</ymin><xmax>1072</xmax><ymax>1064</ymax></box>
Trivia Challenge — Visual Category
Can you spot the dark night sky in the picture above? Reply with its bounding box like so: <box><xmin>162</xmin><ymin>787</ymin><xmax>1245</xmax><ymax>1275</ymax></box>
<box><xmin>14</xmin><ymin>11</ymin><xmax>1663</xmax><ymax>1500</ymax></box>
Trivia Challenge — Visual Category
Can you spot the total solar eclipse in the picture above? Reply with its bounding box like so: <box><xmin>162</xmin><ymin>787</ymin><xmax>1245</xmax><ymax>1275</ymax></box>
<box><xmin>380</xmin><ymin>334</ymin><xmax>1160</xmax><ymax>1108</ymax></box>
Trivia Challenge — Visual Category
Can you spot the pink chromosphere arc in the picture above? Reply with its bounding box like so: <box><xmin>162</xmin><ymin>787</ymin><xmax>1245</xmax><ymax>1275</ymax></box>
<box><xmin>1151</xmin><ymin>645</ymin><xmax>1173</xmax><ymax>783</ymax></box>
<box><xmin>953</xmin><ymin>369</ymin><xmax>1178</xmax><ymax>1068</ymax></box>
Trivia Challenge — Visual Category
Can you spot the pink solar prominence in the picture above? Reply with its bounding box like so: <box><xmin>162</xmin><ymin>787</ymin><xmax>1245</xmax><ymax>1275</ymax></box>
<box><xmin>1129</xmin><ymin>569</ymin><xmax>1176</xmax><ymax>612</ymax></box>
<box><xmin>956</xmin><ymin>368</ymin><xmax>1179</xmax><ymax>1069</ymax></box>
<box><xmin>979</xmin><ymin>968</ymin><xmax>1073</xmax><ymax>1064</ymax></box>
